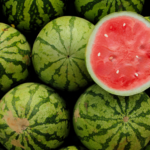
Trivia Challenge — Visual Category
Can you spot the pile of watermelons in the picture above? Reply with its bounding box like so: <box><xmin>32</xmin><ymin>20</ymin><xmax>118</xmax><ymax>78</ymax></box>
<box><xmin>1</xmin><ymin>0</ymin><xmax>150</xmax><ymax>150</ymax></box>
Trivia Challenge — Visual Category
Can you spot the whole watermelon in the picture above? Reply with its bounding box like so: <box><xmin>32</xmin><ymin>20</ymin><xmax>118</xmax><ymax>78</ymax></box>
<box><xmin>0</xmin><ymin>82</ymin><xmax>70</xmax><ymax>150</ymax></box>
<box><xmin>32</xmin><ymin>16</ymin><xmax>95</xmax><ymax>92</ymax></box>
<box><xmin>1</xmin><ymin>0</ymin><xmax>67</xmax><ymax>33</ymax></box>
<box><xmin>74</xmin><ymin>0</ymin><xmax>145</xmax><ymax>24</ymax></box>
<box><xmin>73</xmin><ymin>84</ymin><xmax>150</xmax><ymax>150</ymax></box>
<box><xmin>0</xmin><ymin>23</ymin><xmax>31</xmax><ymax>92</ymax></box>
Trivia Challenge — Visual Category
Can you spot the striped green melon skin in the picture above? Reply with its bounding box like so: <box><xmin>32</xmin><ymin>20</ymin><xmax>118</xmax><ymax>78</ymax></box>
<box><xmin>32</xmin><ymin>16</ymin><xmax>95</xmax><ymax>92</ymax></box>
<box><xmin>145</xmin><ymin>16</ymin><xmax>150</xmax><ymax>22</ymax></box>
<box><xmin>145</xmin><ymin>145</ymin><xmax>150</xmax><ymax>150</ymax></box>
<box><xmin>0</xmin><ymin>23</ymin><xmax>31</xmax><ymax>92</ymax></box>
<box><xmin>0</xmin><ymin>82</ymin><xmax>70</xmax><ymax>150</ymax></box>
<box><xmin>59</xmin><ymin>146</ymin><xmax>79</xmax><ymax>150</ymax></box>
<box><xmin>74</xmin><ymin>0</ymin><xmax>145</xmax><ymax>24</ymax></box>
<box><xmin>59</xmin><ymin>145</ymin><xmax>87</xmax><ymax>150</ymax></box>
<box><xmin>1</xmin><ymin>0</ymin><xmax>67</xmax><ymax>33</ymax></box>
<box><xmin>73</xmin><ymin>84</ymin><xmax>150</xmax><ymax>150</ymax></box>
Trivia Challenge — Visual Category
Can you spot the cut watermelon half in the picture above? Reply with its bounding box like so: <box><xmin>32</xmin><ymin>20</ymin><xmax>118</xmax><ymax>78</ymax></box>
<box><xmin>86</xmin><ymin>11</ymin><xmax>150</xmax><ymax>96</ymax></box>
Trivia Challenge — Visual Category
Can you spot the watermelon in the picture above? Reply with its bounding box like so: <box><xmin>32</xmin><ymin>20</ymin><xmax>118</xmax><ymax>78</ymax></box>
<box><xmin>32</xmin><ymin>16</ymin><xmax>95</xmax><ymax>92</ymax></box>
<box><xmin>1</xmin><ymin>0</ymin><xmax>67</xmax><ymax>33</ymax></box>
<box><xmin>0</xmin><ymin>82</ymin><xmax>70</xmax><ymax>150</ymax></box>
<box><xmin>86</xmin><ymin>11</ymin><xmax>150</xmax><ymax>96</ymax></box>
<box><xmin>73</xmin><ymin>83</ymin><xmax>150</xmax><ymax>150</ymax></box>
<box><xmin>59</xmin><ymin>145</ymin><xmax>87</xmax><ymax>150</ymax></box>
<box><xmin>74</xmin><ymin>0</ymin><xmax>145</xmax><ymax>24</ymax></box>
<box><xmin>145</xmin><ymin>16</ymin><xmax>150</xmax><ymax>22</ymax></box>
<box><xmin>145</xmin><ymin>145</ymin><xmax>150</xmax><ymax>150</ymax></box>
<box><xmin>59</xmin><ymin>146</ymin><xmax>78</xmax><ymax>150</ymax></box>
<box><xmin>0</xmin><ymin>23</ymin><xmax>31</xmax><ymax>92</ymax></box>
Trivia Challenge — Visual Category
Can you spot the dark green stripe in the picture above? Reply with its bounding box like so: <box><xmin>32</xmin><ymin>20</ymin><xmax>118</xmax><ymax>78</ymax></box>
<box><xmin>28</xmin><ymin>0</ymin><xmax>60</xmax><ymax>31</ymax></box>
<box><xmin>124</xmin><ymin>141</ymin><xmax>131</xmax><ymax>150</ymax></box>
<box><xmin>0</xmin><ymin>40</ymin><xmax>30</xmax><ymax>55</ymax></box>
<box><xmin>52</xmin><ymin>19</ymin><xmax>67</xmax><ymax>53</ymax></box>
<box><xmin>0</xmin><ymin>63</ymin><xmax>6</xmax><ymax>85</ymax></box>
<box><xmin>113</xmin><ymin>95</ymin><xmax>125</xmax><ymax>115</ymax></box>
<box><xmin>34</xmin><ymin>37</ymin><xmax>66</xmax><ymax>56</ymax></box>
<box><xmin>115</xmin><ymin>0</ymin><xmax>126</xmax><ymax>11</ymax></box>
<box><xmin>78</xmin><ymin>122</ymin><xmax>123</xmax><ymax>149</ymax></box>
<box><xmin>0</xmin><ymin>130</ymin><xmax>16</xmax><ymax>147</ymax></box>
<box><xmin>85</xmin><ymin>90</ymin><xmax>123</xmax><ymax>116</ymax></box>
<box><xmin>31</xmin><ymin>129</ymin><xmax>66</xmax><ymax>142</ymax></box>
<box><xmin>63</xmin><ymin>62</ymin><xmax>70</xmax><ymax>91</ymax></box>
<box><xmin>37</xmin><ymin>56</ymin><xmax>66</xmax><ymax>84</ymax></box>
<box><xmin>69</xmin><ymin>17</ymin><xmax>75</xmax><ymax>56</ymax></box>
<box><xmin>78</xmin><ymin>0</ymin><xmax>143</xmax><ymax>23</ymax></box>
<box><xmin>11</xmin><ymin>90</ymin><xmax>20</xmax><ymax>117</ymax></box>
<box><xmin>24</xmin><ymin>132</ymin><xmax>48</xmax><ymax>150</ymax></box>
<box><xmin>125</xmin><ymin>96</ymin><xmax>129</xmax><ymax>116</ymax></box>
<box><xmin>0</xmin><ymin>123</ymin><xmax>9</xmax><ymax>130</ymax></box>
<box><xmin>30</xmin><ymin>113</ymin><xmax>69</xmax><ymax>128</ymax></box>
<box><xmin>72</xmin><ymin>44</ymin><xmax>86</xmax><ymax>56</ymax></box>
<box><xmin>85</xmin><ymin>89</ymin><xmax>104</xmax><ymax>99</ymax></box>
<box><xmin>25</xmin><ymin>84</ymin><xmax>39</xmax><ymax>118</ymax></box>
<box><xmin>114</xmin><ymin>132</ymin><xmax>131</xmax><ymax>150</ymax></box>
<box><xmin>25</xmin><ymin>135</ymin><xmax>35</xmax><ymax>150</ymax></box>
<box><xmin>128</xmin><ymin>93</ymin><xmax>149</xmax><ymax>115</ymax></box>
<box><xmin>128</xmin><ymin>121</ymin><xmax>145</xmax><ymax>148</ymax></box>
<box><xmin>72</xmin><ymin>59</ymin><xmax>91</xmax><ymax>82</ymax></box>
<box><xmin>80</xmin><ymin>112</ymin><xmax>123</xmax><ymax>122</ymax></box>
<box><xmin>27</xmin><ymin>90</ymin><xmax>55</xmax><ymax>121</ymax></box>
<box><xmin>124</xmin><ymin>0</ymin><xmax>142</xmax><ymax>13</ymax></box>
<box><xmin>80</xmin><ymin>0</ymin><xmax>101</xmax><ymax>15</ymax></box>
<box><xmin>0</xmin><ymin>26</ymin><xmax>11</xmax><ymax>42</ymax></box>
<box><xmin>94</xmin><ymin>9</ymin><xmax>103</xmax><ymax>24</ymax></box>
<box><xmin>2</xmin><ymin>0</ymin><xmax>65</xmax><ymax>32</ymax></box>
<box><xmin>130</xmin><ymin>118</ymin><xmax>150</xmax><ymax>131</ymax></box>
<box><xmin>0</xmin><ymin>31</ymin><xmax>20</xmax><ymax>47</ymax></box>
<box><xmin>0</xmin><ymin>56</ymin><xmax>29</xmax><ymax>73</ymax></box>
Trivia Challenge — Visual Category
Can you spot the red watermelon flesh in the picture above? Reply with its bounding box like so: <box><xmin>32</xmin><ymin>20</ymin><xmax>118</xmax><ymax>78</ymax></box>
<box><xmin>91</xmin><ymin>16</ymin><xmax>150</xmax><ymax>91</ymax></box>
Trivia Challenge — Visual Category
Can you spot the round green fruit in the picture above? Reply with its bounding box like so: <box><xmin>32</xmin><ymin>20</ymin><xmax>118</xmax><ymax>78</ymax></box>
<box><xmin>59</xmin><ymin>146</ymin><xmax>78</xmax><ymax>150</ymax></box>
<box><xmin>73</xmin><ymin>84</ymin><xmax>150</xmax><ymax>150</ymax></box>
<box><xmin>1</xmin><ymin>0</ymin><xmax>67</xmax><ymax>33</ymax></box>
<box><xmin>145</xmin><ymin>145</ymin><xmax>150</xmax><ymax>150</ymax></box>
<box><xmin>74</xmin><ymin>0</ymin><xmax>145</xmax><ymax>24</ymax></box>
<box><xmin>0</xmin><ymin>82</ymin><xmax>70</xmax><ymax>150</ymax></box>
<box><xmin>59</xmin><ymin>145</ymin><xmax>87</xmax><ymax>150</ymax></box>
<box><xmin>0</xmin><ymin>23</ymin><xmax>31</xmax><ymax>92</ymax></box>
<box><xmin>145</xmin><ymin>16</ymin><xmax>150</xmax><ymax>22</ymax></box>
<box><xmin>32</xmin><ymin>16</ymin><xmax>95</xmax><ymax>92</ymax></box>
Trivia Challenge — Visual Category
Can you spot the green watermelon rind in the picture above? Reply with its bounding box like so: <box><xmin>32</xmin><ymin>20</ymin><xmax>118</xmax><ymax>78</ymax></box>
<box><xmin>1</xmin><ymin>0</ymin><xmax>67</xmax><ymax>33</ymax></box>
<box><xmin>59</xmin><ymin>145</ymin><xmax>78</xmax><ymax>150</ymax></box>
<box><xmin>0</xmin><ymin>22</ymin><xmax>31</xmax><ymax>92</ymax></box>
<box><xmin>74</xmin><ymin>0</ymin><xmax>145</xmax><ymax>24</ymax></box>
<box><xmin>0</xmin><ymin>82</ymin><xmax>70</xmax><ymax>149</ymax></box>
<box><xmin>32</xmin><ymin>16</ymin><xmax>95</xmax><ymax>92</ymax></box>
<box><xmin>86</xmin><ymin>11</ymin><xmax>150</xmax><ymax>96</ymax></box>
<box><xmin>73</xmin><ymin>83</ymin><xmax>150</xmax><ymax>150</ymax></box>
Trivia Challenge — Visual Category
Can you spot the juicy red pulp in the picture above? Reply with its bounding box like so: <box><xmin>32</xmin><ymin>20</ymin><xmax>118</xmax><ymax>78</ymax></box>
<box><xmin>91</xmin><ymin>16</ymin><xmax>150</xmax><ymax>90</ymax></box>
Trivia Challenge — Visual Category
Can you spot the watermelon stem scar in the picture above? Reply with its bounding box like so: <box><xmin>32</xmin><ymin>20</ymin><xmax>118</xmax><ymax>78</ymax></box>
<box><xmin>3</xmin><ymin>110</ymin><xmax>30</xmax><ymax>134</ymax></box>
<box><xmin>123</xmin><ymin>116</ymin><xmax>129</xmax><ymax>122</ymax></box>
<box><xmin>86</xmin><ymin>11</ymin><xmax>150</xmax><ymax>96</ymax></box>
